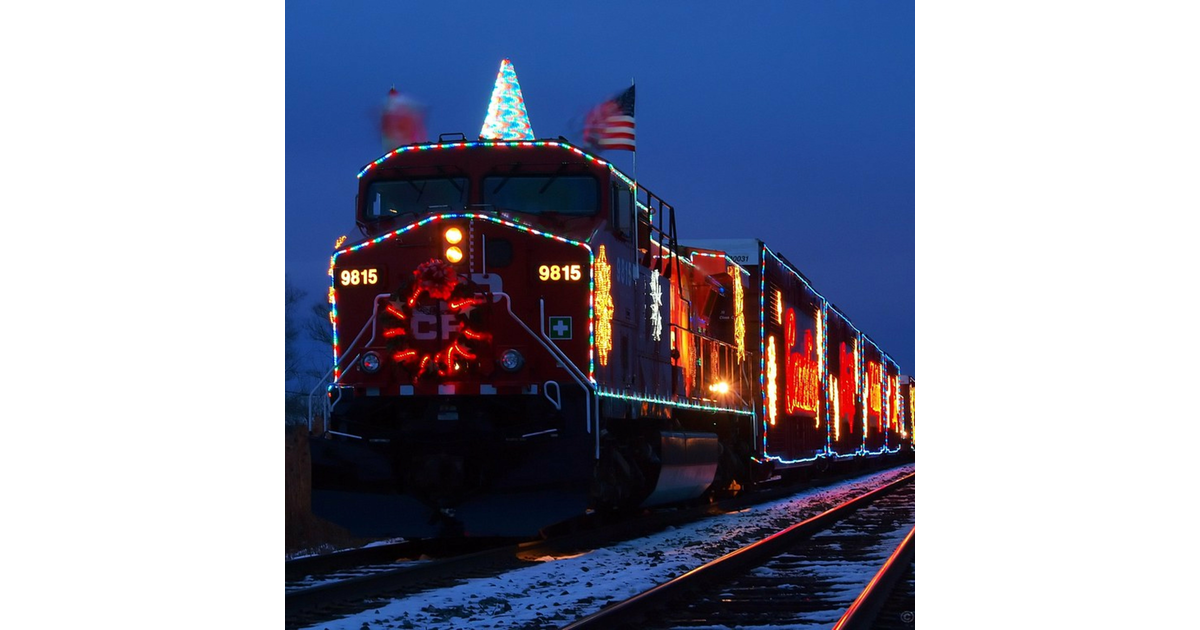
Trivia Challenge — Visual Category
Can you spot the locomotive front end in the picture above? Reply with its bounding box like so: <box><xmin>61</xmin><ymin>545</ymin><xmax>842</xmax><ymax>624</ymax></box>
<box><xmin>311</xmin><ymin>142</ymin><xmax>605</xmax><ymax>538</ymax></box>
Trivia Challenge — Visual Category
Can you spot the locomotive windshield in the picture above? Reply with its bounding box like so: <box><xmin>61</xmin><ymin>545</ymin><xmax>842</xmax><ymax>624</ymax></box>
<box><xmin>366</xmin><ymin>177</ymin><xmax>468</xmax><ymax>220</ymax></box>
<box><xmin>483</xmin><ymin>175</ymin><xmax>598</xmax><ymax>216</ymax></box>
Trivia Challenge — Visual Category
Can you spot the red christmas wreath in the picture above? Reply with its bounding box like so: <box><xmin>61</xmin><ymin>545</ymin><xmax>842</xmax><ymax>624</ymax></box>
<box><xmin>378</xmin><ymin>258</ymin><xmax>492</xmax><ymax>381</ymax></box>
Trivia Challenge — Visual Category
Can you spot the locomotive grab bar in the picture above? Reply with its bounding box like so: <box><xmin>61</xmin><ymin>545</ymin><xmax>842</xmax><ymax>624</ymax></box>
<box><xmin>544</xmin><ymin>380</ymin><xmax>562</xmax><ymax>411</ymax></box>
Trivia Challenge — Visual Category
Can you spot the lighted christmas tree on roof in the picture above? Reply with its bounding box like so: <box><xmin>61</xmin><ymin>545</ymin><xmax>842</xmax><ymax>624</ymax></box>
<box><xmin>479</xmin><ymin>59</ymin><xmax>535</xmax><ymax>140</ymax></box>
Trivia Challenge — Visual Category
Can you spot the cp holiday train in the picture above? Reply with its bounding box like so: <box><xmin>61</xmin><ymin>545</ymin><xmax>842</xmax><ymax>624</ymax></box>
<box><xmin>307</xmin><ymin>68</ymin><xmax>914</xmax><ymax>539</ymax></box>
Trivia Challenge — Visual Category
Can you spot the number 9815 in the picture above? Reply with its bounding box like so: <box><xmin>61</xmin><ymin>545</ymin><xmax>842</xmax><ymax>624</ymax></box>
<box><xmin>339</xmin><ymin>268</ymin><xmax>379</xmax><ymax>286</ymax></box>
<box><xmin>538</xmin><ymin>264</ymin><xmax>581</xmax><ymax>282</ymax></box>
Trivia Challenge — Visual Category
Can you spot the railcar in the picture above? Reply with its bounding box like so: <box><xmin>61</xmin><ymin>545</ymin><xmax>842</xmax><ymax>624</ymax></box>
<box><xmin>684</xmin><ymin>239</ymin><xmax>913</xmax><ymax>472</ymax></box>
<box><xmin>308</xmin><ymin>136</ymin><xmax>912</xmax><ymax>538</ymax></box>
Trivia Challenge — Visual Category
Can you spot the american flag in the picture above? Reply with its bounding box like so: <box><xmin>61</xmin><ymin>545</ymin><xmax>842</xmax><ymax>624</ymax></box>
<box><xmin>583</xmin><ymin>85</ymin><xmax>635</xmax><ymax>152</ymax></box>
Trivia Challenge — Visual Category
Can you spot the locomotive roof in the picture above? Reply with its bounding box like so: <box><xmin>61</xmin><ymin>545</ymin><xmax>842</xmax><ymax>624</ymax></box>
<box><xmin>681</xmin><ymin>238</ymin><xmax>762</xmax><ymax>265</ymax></box>
<box><xmin>685</xmin><ymin>237</ymin><xmax>899</xmax><ymax>371</ymax></box>
<box><xmin>357</xmin><ymin>137</ymin><xmax>638</xmax><ymax>190</ymax></box>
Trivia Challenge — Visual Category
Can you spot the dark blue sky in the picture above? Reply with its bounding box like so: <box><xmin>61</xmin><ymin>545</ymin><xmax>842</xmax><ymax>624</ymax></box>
<box><xmin>19</xmin><ymin>4</ymin><xmax>1198</xmax><ymax>625</ymax></box>
<box><xmin>287</xmin><ymin>0</ymin><xmax>914</xmax><ymax>372</ymax></box>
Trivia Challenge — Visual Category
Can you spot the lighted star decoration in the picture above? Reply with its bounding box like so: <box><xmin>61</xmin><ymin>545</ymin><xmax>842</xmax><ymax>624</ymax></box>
<box><xmin>902</xmin><ymin>384</ymin><xmax>912</xmax><ymax>441</ymax></box>
<box><xmin>649</xmin><ymin>269</ymin><xmax>663</xmax><ymax>341</ymax></box>
<box><xmin>830</xmin><ymin>374</ymin><xmax>841</xmax><ymax>441</ymax></box>
<box><xmin>815</xmin><ymin>308</ymin><xmax>825</xmax><ymax>428</ymax></box>
<box><xmin>729</xmin><ymin>266</ymin><xmax>745</xmax><ymax>362</ymax></box>
<box><xmin>595</xmin><ymin>245</ymin><xmax>614</xmax><ymax>366</ymax></box>
<box><xmin>766</xmin><ymin>335</ymin><xmax>778</xmax><ymax>426</ymax></box>
<box><xmin>479</xmin><ymin>59</ymin><xmax>535</xmax><ymax>140</ymax></box>
<box><xmin>816</xmin><ymin>308</ymin><xmax>825</xmax><ymax>380</ymax></box>
<box><xmin>856</xmin><ymin>342</ymin><xmax>866</xmax><ymax>438</ymax></box>
<box><xmin>889</xmin><ymin>374</ymin><xmax>900</xmax><ymax>432</ymax></box>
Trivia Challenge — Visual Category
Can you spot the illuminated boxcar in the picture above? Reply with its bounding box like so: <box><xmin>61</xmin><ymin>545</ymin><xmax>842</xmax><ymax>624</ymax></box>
<box><xmin>900</xmin><ymin>374</ymin><xmax>915</xmax><ymax>452</ymax></box>
<box><xmin>683</xmin><ymin>239</ymin><xmax>911</xmax><ymax>476</ymax></box>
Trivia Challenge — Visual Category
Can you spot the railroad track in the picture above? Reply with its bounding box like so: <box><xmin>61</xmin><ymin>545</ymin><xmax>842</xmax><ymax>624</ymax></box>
<box><xmin>834</xmin><ymin>527</ymin><xmax>916</xmax><ymax>629</ymax></box>
<box><xmin>286</xmin><ymin>536</ymin><xmax>558</xmax><ymax>629</ymax></box>
<box><xmin>286</xmin><ymin>463</ymin><xmax>913</xmax><ymax>630</ymax></box>
<box><xmin>562</xmin><ymin>473</ymin><xmax>915</xmax><ymax>629</ymax></box>
<box><xmin>286</xmin><ymin>537</ymin><xmax>520</xmax><ymax>591</ymax></box>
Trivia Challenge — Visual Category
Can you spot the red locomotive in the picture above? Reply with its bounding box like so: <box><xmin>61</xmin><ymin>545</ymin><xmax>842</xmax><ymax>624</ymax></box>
<box><xmin>309</xmin><ymin>136</ymin><xmax>913</xmax><ymax>538</ymax></box>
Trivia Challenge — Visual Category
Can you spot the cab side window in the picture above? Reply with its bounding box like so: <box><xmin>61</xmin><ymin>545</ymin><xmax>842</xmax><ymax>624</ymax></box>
<box><xmin>611</xmin><ymin>180</ymin><xmax>633</xmax><ymax>239</ymax></box>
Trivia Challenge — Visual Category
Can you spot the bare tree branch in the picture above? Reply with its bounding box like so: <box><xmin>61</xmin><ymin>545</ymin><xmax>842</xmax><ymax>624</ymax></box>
<box><xmin>307</xmin><ymin>298</ymin><xmax>334</xmax><ymax>346</ymax></box>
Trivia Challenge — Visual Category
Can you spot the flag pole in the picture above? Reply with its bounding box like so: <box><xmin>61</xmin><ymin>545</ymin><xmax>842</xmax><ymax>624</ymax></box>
<box><xmin>631</xmin><ymin>76</ymin><xmax>639</xmax><ymax>282</ymax></box>
<box><xmin>631</xmin><ymin>76</ymin><xmax>637</xmax><ymax>206</ymax></box>
<box><xmin>631</xmin><ymin>76</ymin><xmax>637</xmax><ymax>190</ymax></box>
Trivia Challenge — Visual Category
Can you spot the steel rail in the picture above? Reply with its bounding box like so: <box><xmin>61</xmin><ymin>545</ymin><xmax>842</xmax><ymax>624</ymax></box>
<box><xmin>285</xmin><ymin>537</ymin><xmax>519</xmax><ymax>583</ymax></box>
<box><xmin>560</xmin><ymin>472</ymin><xmax>915</xmax><ymax>630</ymax></box>
<box><xmin>832</xmin><ymin>526</ymin><xmax>916</xmax><ymax>630</ymax></box>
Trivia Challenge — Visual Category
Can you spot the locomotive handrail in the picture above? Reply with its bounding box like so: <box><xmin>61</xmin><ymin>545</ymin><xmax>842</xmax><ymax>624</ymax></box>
<box><xmin>538</xmin><ymin>297</ymin><xmax>603</xmax><ymax>459</ymax></box>
<box><xmin>670</xmin><ymin>321</ymin><xmax>754</xmax><ymax>411</ymax></box>
<box><xmin>538</xmin><ymin>299</ymin><xmax>593</xmax><ymax>394</ymax></box>
<box><xmin>738</xmin><ymin>349</ymin><xmax>759</xmax><ymax>439</ymax></box>
<box><xmin>672</xmin><ymin>323</ymin><xmax>739</xmax><ymax>348</ymax></box>
<box><xmin>306</xmin><ymin>293</ymin><xmax>391</xmax><ymax>433</ymax></box>
<box><xmin>493</xmin><ymin>292</ymin><xmax>598</xmax><ymax>457</ymax></box>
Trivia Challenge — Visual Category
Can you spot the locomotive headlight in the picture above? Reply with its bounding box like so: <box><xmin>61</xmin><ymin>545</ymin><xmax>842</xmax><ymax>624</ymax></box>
<box><xmin>444</xmin><ymin>227</ymin><xmax>463</xmax><ymax>244</ymax></box>
<box><xmin>445</xmin><ymin>246</ymin><xmax>464</xmax><ymax>263</ymax></box>
<box><xmin>360</xmin><ymin>351</ymin><xmax>382</xmax><ymax>374</ymax></box>
<box><xmin>499</xmin><ymin>349</ymin><xmax>524</xmax><ymax>372</ymax></box>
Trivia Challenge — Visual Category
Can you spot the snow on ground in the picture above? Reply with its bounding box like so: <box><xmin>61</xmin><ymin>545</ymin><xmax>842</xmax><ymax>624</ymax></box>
<box><xmin>289</xmin><ymin>537</ymin><xmax>409</xmax><ymax>562</ymax></box>
<box><xmin>299</xmin><ymin>464</ymin><xmax>915</xmax><ymax>630</ymax></box>
<box><xmin>288</xmin><ymin>559</ymin><xmax>435</xmax><ymax>593</ymax></box>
